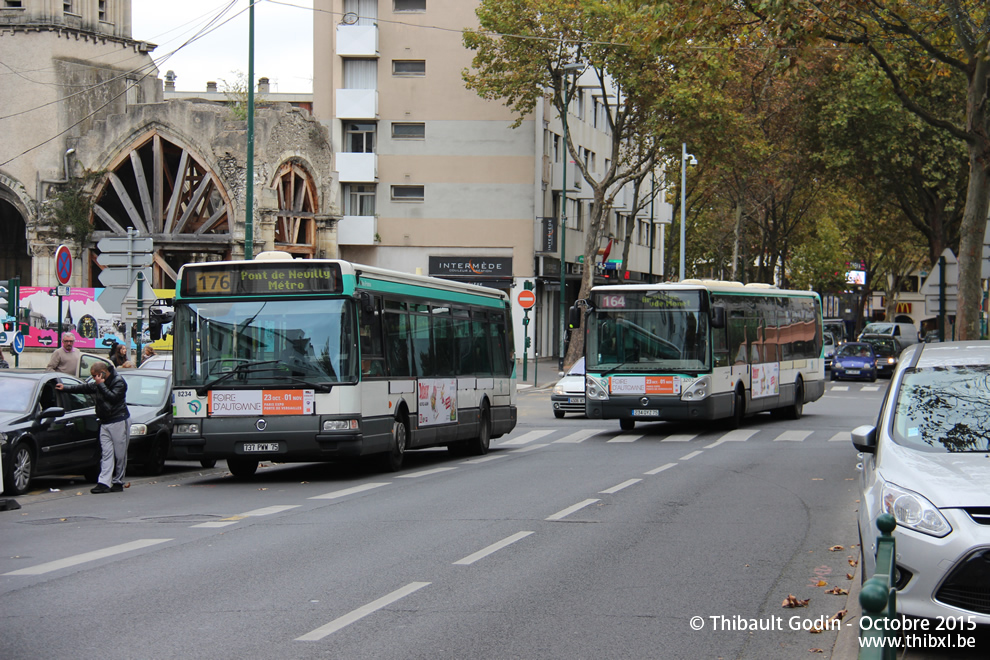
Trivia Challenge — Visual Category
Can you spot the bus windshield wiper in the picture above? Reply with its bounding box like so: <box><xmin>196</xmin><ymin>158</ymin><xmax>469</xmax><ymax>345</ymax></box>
<box><xmin>195</xmin><ymin>360</ymin><xmax>282</xmax><ymax>395</ymax></box>
<box><xmin>599</xmin><ymin>361</ymin><xmax>639</xmax><ymax>377</ymax></box>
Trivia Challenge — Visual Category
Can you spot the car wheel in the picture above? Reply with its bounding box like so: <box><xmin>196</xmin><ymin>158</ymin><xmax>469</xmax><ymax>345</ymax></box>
<box><xmin>200</xmin><ymin>459</ymin><xmax>217</xmax><ymax>469</ymax></box>
<box><xmin>870</xmin><ymin>373</ymin><xmax>877</xmax><ymax>383</ymax></box>
<box><xmin>380</xmin><ymin>414</ymin><xmax>408</xmax><ymax>472</ymax></box>
<box><xmin>553</xmin><ymin>409</ymin><xmax>565</xmax><ymax>419</ymax></box>
<box><xmin>144</xmin><ymin>434</ymin><xmax>169</xmax><ymax>476</ymax></box>
<box><xmin>619</xmin><ymin>418</ymin><xmax>635</xmax><ymax>431</ymax></box>
<box><xmin>227</xmin><ymin>457</ymin><xmax>259</xmax><ymax>478</ymax></box>
<box><xmin>4</xmin><ymin>442</ymin><xmax>34</xmax><ymax>496</ymax></box>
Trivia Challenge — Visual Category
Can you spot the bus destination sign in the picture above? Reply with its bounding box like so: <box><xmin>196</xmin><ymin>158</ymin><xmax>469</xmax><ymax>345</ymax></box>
<box><xmin>182</xmin><ymin>263</ymin><xmax>343</xmax><ymax>297</ymax></box>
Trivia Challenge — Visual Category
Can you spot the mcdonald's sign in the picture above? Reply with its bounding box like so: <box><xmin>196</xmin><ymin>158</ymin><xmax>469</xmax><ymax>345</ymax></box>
<box><xmin>896</xmin><ymin>302</ymin><xmax>912</xmax><ymax>314</ymax></box>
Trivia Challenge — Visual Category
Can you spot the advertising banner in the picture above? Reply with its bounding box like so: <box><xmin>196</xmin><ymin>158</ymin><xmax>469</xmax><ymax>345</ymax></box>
<box><xmin>417</xmin><ymin>378</ymin><xmax>457</xmax><ymax>426</ymax></box>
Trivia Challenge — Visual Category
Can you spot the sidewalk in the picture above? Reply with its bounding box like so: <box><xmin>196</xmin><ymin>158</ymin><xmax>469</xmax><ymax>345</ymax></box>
<box><xmin>516</xmin><ymin>356</ymin><xmax>566</xmax><ymax>390</ymax></box>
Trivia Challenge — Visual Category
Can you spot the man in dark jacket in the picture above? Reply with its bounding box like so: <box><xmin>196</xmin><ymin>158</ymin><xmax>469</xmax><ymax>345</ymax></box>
<box><xmin>57</xmin><ymin>362</ymin><xmax>130</xmax><ymax>493</ymax></box>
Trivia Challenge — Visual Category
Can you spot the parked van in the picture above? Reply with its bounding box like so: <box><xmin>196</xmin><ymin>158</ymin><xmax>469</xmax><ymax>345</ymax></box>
<box><xmin>858</xmin><ymin>322</ymin><xmax>919</xmax><ymax>350</ymax></box>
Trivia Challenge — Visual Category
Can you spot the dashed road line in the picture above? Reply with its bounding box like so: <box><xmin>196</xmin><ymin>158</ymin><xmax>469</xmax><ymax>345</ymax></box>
<box><xmin>4</xmin><ymin>539</ymin><xmax>172</xmax><ymax>576</ymax></box>
<box><xmin>554</xmin><ymin>429</ymin><xmax>601</xmax><ymax>444</ymax></box>
<box><xmin>662</xmin><ymin>433</ymin><xmax>697</xmax><ymax>442</ymax></box>
<box><xmin>773</xmin><ymin>430</ymin><xmax>813</xmax><ymax>442</ymax></box>
<box><xmin>828</xmin><ymin>432</ymin><xmax>850</xmax><ymax>443</ymax></box>
<box><xmin>193</xmin><ymin>504</ymin><xmax>302</xmax><ymax>528</ymax></box>
<box><xmin>546</xmin><ymin>498</ymin><xmax>600</xmax><ymax>521</ymax></box>
<box><xmin>679</xmin><ymin>450</ymin><xmax>704</xmax><ymax>461</ymax></box>
<box><xmin>645</xmin><ymin>462</ymin><xmax>677</xmax><ymax>475</ymax></box>
<box><xmin>397</xmin><ymin>467</ymin><xmax>458</xmax><ymax>479</ymax></box>
<box><xmin>461</xmin><ymin>455</ymin><xmax>505</xmax><ymax>464</ymax></box>
<box><xmin>599</xmin><ymin>479</ymin><xmax>642</xmax><ymax>494</ymax></box>
<box><xmin>296</xmin><ymin>582</ymin><xmax>431</xmax><ymax>641</ymax></box>
<box><xmin>606</xmin><ymin>434</ymin><xmax>641</xmax><ymax>443</ymax></box>
<box><xmin>510</xmin><ymin>443</ymin><xmax>549</xmax><ymax>453</ymax></box>
<box><xmin>309</xmin><ymin>483</ymin><xmax>391</xmax><ymax>500</ymax></box>
<box><xmin>704</xmin><ymin>429</ymin><xmax>757</xmax><ymax>449</ymax></box>
<box><xmin>499</xmin><ymin>429</ymin><xmax>553</xmax><ymax>446</ymax></box>
<box><xmin>453</xmin><ymin>531</ymin><xmax>534</xmax><ymax>565</ymax></box>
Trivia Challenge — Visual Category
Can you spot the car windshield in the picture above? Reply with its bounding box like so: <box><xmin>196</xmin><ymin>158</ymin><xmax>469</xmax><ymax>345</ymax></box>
<box><xmin>0</xmin><ymin>377</ymin><xmax>33</xmax><ymax>413</ymax></box>
<box><xmin>892</xmin><ymin>365</ymin><xmax>990</xmax><ymax>453</ymax></box>
<box><xmin>120</xmin><ymin>374</ymin><xmax>168</xmax><ymax>406</ymax></box>
<box><xmin>838</xmin><ymin>344</ymin><xmax>872</xmax><ymax>358</ymax></box>
<box><xmin>863</xmin><ymin>338</ymin><xmax>896</xmax><ymax>356</ymax></box>
<box><xmin>862</xmin><ymin>323</ymin><xmax>893</xmax><ymax>335</ymax></box>
<box><xmin>566</xmin><ymin>357</ymin><xmax>585</xmax><ymax>376</ymax></box>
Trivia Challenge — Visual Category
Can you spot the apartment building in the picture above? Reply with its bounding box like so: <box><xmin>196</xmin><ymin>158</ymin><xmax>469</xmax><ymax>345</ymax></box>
<box><xmin>313</xmin><ymin>0</ymin><xmax>673</xmax><ymax>364</ymax></box>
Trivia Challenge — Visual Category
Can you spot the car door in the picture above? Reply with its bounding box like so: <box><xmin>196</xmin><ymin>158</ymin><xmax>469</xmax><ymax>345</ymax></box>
<box><xmin>57</xmin><ymin>377</ymin><xmax>101</xmax><ymax>469</ymax></box>
<box><xmin>30</xmin><ymin>377</ymin><xmax>77</xmax><ymax>474</ymax></box>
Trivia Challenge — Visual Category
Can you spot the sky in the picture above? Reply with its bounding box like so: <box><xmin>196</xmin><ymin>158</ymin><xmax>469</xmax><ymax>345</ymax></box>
<box><xmin>131</xmin><ymin>1</ymin><xmax>314</xmax><ymax>95</ymax></box>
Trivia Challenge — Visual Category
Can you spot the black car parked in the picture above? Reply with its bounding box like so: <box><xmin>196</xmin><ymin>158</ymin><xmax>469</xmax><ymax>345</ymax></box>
<box><xmin>119</xmin><ymin>370</ymin><xmax>173</xmax><ymax>476</ymax></box>
<box><xmin>1</xmin><ymin>370</ymin><xmax>102</xmax><ymax>495</ymax></box>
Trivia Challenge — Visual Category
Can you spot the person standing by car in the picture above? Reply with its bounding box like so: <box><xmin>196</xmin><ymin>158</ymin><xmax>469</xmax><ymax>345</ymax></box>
<box><xmin>46</xmin><ymin>332</ymin><xmax>81</xmax><ymax>375</ymax></box>
<box><xmin>109</xmin><ymin>341</ymin><xmax>128</xmax><ymax>368</ymax></box>
<box><xmin>56</xmin><ymin>362</ymin><xmax>130</xmax><ymax>494</ymax></box>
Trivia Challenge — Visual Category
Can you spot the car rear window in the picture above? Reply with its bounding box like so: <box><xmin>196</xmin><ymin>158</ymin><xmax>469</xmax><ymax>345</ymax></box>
<box><xmin>0</xmin><ymin>378</ymin><xmax>32</xmax><ymax>412</ymax></box>
<box><xmin>892</xmin><ymin>365</ymin><xmax>990</xmax><ymax>452</ymax></box>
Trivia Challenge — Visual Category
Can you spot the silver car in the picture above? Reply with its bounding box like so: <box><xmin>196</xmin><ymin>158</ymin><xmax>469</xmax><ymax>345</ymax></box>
<box><xmin>551</xmin><ymin>357</ymin><xmax>586</xmax><ymax>418</ymax></box>
<box><xmin>853</xmin><ymin>341</ymin><xmax>990</xmax><ymax>625</ymax></box>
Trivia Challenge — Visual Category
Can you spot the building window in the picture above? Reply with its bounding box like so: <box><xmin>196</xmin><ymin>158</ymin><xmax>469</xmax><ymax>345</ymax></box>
<box><xmin>5</xmin><ymin>1</ymin><xmax>24</xmax><ymax>8</ymax></box>
<box><xmin>391</xmin><ymin>185</ymin><xmax>424</xmax><ymax>201</ymax></box>
<box><xmin>344</xmin><ymin>184</ymin><xmax>376</xmax><ymax>216</ymax></box>
<box><xmin>391</xmin><ymin>122</ymin><xmax>425</xmax><ymax>139</ymax></box>
<box><xmin>344</xmin><ymin>122</ymin><xmax>375</xmax><ymax>153</ymax></box>
<box><xmin>343</xmin><ymin>59</ymin><xmax>378</xmax><ymax>89</ymax></box>
<box><xmin>394</xmin><ymin>0</ymin><xmax>425</xmax><ymax>11</ymax></box>
<box><xmin>99</xmin><ymin>0</ymin><xmax>107</xmax><ymax>21</ymax></box>
<box><xmin>63</xmin><ymin>1</ymin><xmax>74</xmax><ymax>13</ymax></box>
<box><xmin>393</xmin><ymin>60</ymin><xmax>426</xmax><ymax>76</ymax></box>
<box><xmin>553</xmin><ymin>134</ymin><xmax>560</xmax><ymax>163</ymax></box>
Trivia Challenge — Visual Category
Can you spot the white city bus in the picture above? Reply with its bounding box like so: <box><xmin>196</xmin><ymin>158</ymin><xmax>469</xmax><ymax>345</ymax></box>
<box><xmin>574</xmin><ymin>280</ymin><xmax>825</xmax><ymax>430</ymax></box>
<box><xmin>170</xmin><ymin>253</ymin><xmax>516</xmax><ymax>476</ymax></box>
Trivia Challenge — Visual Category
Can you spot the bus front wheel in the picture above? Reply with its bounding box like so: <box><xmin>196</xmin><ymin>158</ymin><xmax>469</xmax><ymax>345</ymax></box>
<box><xmin>227</xmin><ymin>458</ymin><xmax>258</xmax><ymax>478</ymax></box>
<box><xmin>465</xmin><ymin>403</ymin><xmax>492</xmax><ymax>456</ymax></box>
<box><xmin>380</xmin><ymin>415</ymin><xmax>408</xmax><ymax>472</ymax></box>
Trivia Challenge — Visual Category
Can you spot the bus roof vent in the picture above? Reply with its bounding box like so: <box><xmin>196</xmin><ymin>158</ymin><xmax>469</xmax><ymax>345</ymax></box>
<box><xmin>254</xmin><ymin>251</ymin><xmax>296</xmax><ymax>262</ymax></box>
<box><xmin>744</xmin><ymin>282</ymin><xmax>776</xmax><ymax>289</ymax></box>
<box><xmin>704</xmin><ymin>280</ymin><xmax>743</xmax><ymax>287</ymax></box>
<box><xmin>681</xmin><ymin>279</ymin><xmax>704</xmax><ymax>284</ymax></box>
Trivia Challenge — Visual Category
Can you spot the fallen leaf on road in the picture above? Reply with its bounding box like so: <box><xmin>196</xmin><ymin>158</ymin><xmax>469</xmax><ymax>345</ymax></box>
<box><xmin>848</xmin><ymin>558</ymin><xmax>859</xmax><ymax>567</ymax></box>
<box><xmin>845</xmin><ymin>573</ymin><xmax>855</xmax><ymax>580</ymax></box>
<box><xmin>167</xmin><ymin>484</ymin><xmax>179</xmax><ymax>487</ymax></box>
<box><xmin>809</xmin><ymin>648</ymin><xmax>824</xmax><ymax>653</ymax></box>
<box><xmin>816</xmin><ymin>580</ymin><xmax>828</xmax><ymax>587</ymax></box>
<box><xmin>258</xmin><ymin>488</ymin><xmax>268</xmax><ymax>491</ymax></box>
<box><xmin>782</xmin><ymin>594</ymin><xmax>810</xmax><ymax>608</ymax></box>
<box><xmin>825</xmin><ymin>587</ymin><xmax>849</xmax><ymax>595</ymax></box>
<box><xmin>829</xmin><ymin>545</ymin><xmax>844</xmax><ymax>551</ymax></box>
<box><xmin>831</xmin><ymin>609</ymin><xmax>848</xmax><ymax>622</ymax></box>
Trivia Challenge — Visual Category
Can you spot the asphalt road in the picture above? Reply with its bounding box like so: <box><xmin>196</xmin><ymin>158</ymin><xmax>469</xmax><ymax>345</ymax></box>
<box><xmin>2</xmin><ymin>379</ymin><xmax>982</xmax><ymax>659</ymax></box>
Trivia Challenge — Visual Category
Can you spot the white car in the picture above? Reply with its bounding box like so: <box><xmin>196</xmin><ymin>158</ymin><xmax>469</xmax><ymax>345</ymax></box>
<box><xmin>853</xmin><ymin>341</ymin><xmax>990</xmax><ymax>625</ymax></box>
<box><xmin>551</xmin><ymin>357</ymin><xmax>586</xmax><ymax>418</ymax></box>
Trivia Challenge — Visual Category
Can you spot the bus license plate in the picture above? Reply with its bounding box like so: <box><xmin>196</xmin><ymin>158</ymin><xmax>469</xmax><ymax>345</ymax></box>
<box><xmin>568</xmin><ymin>397</ymin><xmax>585</xmax><ymax>404</ymax></box>
<box><xmin>243</xmin><ymin>443</ymin><xmax>279</xmax><ymax>452</ymax></box>
<box><xmin>632</xmin><ymin>409</ymin><xmax>660</xmax><ymax>417</ymax></box>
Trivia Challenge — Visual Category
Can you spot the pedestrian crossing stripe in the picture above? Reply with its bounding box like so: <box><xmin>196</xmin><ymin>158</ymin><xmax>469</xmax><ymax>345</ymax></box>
<box><xmin>497</xmin><ymin>426</ymin><xmax>856</xmax><ymax>447</ymax></box>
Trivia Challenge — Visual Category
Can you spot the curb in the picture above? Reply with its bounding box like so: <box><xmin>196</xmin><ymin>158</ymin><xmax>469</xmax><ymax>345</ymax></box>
<box><xmin>832</xmin><ymin>557</ymin><xmax>864</xmax><ymax>658</ymax></box>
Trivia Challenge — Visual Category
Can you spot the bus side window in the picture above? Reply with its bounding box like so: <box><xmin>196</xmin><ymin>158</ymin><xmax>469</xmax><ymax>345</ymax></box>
<box><xmin>359</xmin><ymin>297</ymin><xmax>385</xmax><ymax>377</ymax></box>
<box><xmin>384</xmin><ymin>304</ymin><xmax>412</xmax><ymax>378</ymax></box>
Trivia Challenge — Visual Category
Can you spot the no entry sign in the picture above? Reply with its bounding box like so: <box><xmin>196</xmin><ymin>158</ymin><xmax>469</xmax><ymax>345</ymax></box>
<box><xmin>517</xmin><ymin>290</ymin><xmax>536</xmax><ymax>309</ymax></box>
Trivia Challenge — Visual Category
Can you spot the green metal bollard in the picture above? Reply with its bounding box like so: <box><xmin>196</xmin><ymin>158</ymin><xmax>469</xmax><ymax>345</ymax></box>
<box><xmin>857</xmin><ymin>513</ymin><xmax>898</xmax><ymax>660</ymax></box>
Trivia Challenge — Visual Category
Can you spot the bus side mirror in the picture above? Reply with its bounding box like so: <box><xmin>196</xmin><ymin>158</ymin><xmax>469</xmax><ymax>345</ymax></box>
<box><xmin>359</xmin><ymin>291</ymin><xmax>375</xmax><ymax>314</ymax></box>
<box><xmin>711</xmin><ymin>305</ymin><xmax>725</xmax><ymax>329</ymax></box>
<box><xmin>568</xmin><ymin>305</ymin><xmax>582</xmax><ymax>330</ymax></box>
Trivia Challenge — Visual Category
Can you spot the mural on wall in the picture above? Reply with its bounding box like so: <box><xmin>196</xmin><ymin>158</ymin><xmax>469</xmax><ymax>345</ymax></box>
<box><xmin>14</xmin><ymin>287</ymin><xmax>174</xmax><ymax>351</ymax></box>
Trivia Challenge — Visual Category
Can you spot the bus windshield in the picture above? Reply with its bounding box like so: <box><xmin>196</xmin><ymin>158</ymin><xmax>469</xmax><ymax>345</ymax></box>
<box><xmin>588</xmin><ymin>290</ymin><xmax>710</xmax><ymax>372</ymax></box>
<box><xmin>173</xmin><ymin>299</ymin><xmax>358</xmax><ymax>388</ymax></box>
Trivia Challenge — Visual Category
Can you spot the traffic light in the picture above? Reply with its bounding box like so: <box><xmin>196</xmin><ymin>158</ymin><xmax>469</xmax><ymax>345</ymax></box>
<box><xmin>0</xmin><ymin>276</ymin><xmax>19</xmax><ymax>316</ymax></box>
<box><xmin>1</xmin><ymin>319</ymin><xmax>14</xmax><ymax>333</ymax></box>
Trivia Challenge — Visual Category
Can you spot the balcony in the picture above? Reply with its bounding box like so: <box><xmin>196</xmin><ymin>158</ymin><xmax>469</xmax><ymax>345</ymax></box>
<box><xmin>336</xmin><ymin>152</ymin><xmax>377</xmax><ymax>183</ymax></box>
<box><xmin>337</xmin><ymin>215</ymin><xmax>377</xmax><ymax>245</ymax></box>
<box><xmin>337</xmin><ymin>24</ymin><xmax>378</xmax><ymax>57</ymax></box>
<box><xmin>336</xmin><ymin>89</ymin><xmax>378</xmax><ymax>119</ymax></box>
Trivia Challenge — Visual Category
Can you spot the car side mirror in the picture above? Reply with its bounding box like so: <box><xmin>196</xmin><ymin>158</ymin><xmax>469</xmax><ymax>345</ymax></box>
<box><xmin>38</xmin><ymin>406</ymin><xmax>66</xmax><ymax>421</ymax></box>
<box><xmin>851</xmin><ymin>424</ymin><xmax>877</xmax><ymax>453</ymax></box>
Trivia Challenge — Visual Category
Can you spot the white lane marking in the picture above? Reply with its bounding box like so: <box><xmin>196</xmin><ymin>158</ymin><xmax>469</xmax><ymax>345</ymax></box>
<box><xmin>309</xmin><ymin>483</ymin><xmax>391</xmax><ymax>500</ymax></box>
<box><xmin>546</xmin><ymin>498</ymin><xmax>600</xmax><ymax>521</ymax></box>
<box><xmin>600</xmin><ymin>479</ymin><xmax>642</xmax><ymax>494</ymax></box>
<box><xmin>240</xmin><ymin>505</ymin><xmax>301</xmax><ymax>516</ymax></box>
<box><xmin>832</xmin><ymin>385</ymin><xmax>850</xmax><ymax>391</ymax></box>
<box><xmin>704</xmin><ymin>429</ymin><xmax>757</xmax><ymax>449</ymax></box>
<box><xmin>397</xmin><ymin>467</ymin><xmax>458</xmax><ymax>479</ymax></box>
<box><xmin>453</xmin><ymin>531</ymin><xmax>534</xmax><ymax>565</ymax></box>
<box><xmin>192</xmin><ymin>521</ymin><xmax>239</xmax><ymax>528</ymax></box>
<box><xmin>607</xmin><ymin>434</ymin><xmax>641</xmax><ymax>443</ymax></box>
<box><xmin>861</xmin><ymin>386</ymin><xmax>881</xmax><ymax>392</ymax></box>
<box><xmin>510</xmin><ymin>443</ymin><xmax>549</xmax><ymax>453</ymax></box>
<box><xmin>4</xmin><ymin>539</ymin><xmax>172</xmax><ymax>576</ymax></box>
<box><xmin>773</xmin><ymin>430</ymin><xmax>813</xmax><ymax>442</ymax></box>
<box><xmin>461</xmin><ymin>455</ymin><xmax>505</xmax><ymax>465</ymax></box>
<box><xmin>679</xmin><ymin>450</ymin><xmax>703</xmax><ymax>461</ymax></box>
<box><xmin>662</xmin><ymin>434</ymin><xmax>697</xmax><ymax>442</ymax></box>
<box><xmin>296</xmin><ymin>582</ymin><xmax>431</xmax><ymax>641</ymax></box>
<box><xmin>645</xmin><ymin>463</ymin><xmax>677</xmax><ymax>475</ymax></box>
<box><xmin>828</xmin><ymin>432</ymin><xmax>850</xmax><ymax>443</ymax></box>
<box><xmin>554</xmin><ymin>429</ymin><xmax>600</xmax><ymax>444</ymax></box>
<box><xmin>499</xmin><ymin>429</ymin><xmax>553</xmax><ymax>446</ymax></box>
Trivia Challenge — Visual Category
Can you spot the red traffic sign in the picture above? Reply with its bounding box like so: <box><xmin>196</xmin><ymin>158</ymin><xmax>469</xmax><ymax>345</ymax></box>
<box><xmin>517</xmin><ymin>290</ymin><xmax>536</xmax><ymax>309</ymax></box>
<box><xmin>55</xmin><ymin>244</ymin><xmax>72</xmax><ymax>285</ymax></box>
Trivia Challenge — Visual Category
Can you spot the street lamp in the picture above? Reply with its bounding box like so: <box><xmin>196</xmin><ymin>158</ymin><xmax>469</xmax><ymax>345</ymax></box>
<box><xmin>558</xmin><ymin>62</ymin><xmax>583</xmax><ymax>372</ymax></box>
<box><xmin>679</xmin><ymin>142</ymin><xmax>697</xmax><ymax>282</ymax></box>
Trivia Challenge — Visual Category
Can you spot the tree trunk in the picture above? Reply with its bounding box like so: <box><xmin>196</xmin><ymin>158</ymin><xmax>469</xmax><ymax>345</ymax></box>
<box><xmin>955</xmin><ymin>150</ymin><xmax>990</xmax><ymax>340</ymax></box>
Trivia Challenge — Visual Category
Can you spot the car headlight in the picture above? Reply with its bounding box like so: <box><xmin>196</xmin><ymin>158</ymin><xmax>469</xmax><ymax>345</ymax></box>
<box><xmin>681</xmin><ymin>376</ymin><xmax>710</xmax><ymax>401</ymax></box>
<box><xmin>887</xmin><ymin>358</ymin><xmax>896</xmax><ymax>365</ymax></box>
<box><xmin>881</xmin><ymin>480</ymin><xmax>951</xmax><ymax>537</ymax></box>
<box><xmin>553</xmin><ymin>383</ymin><xmax>566</xmax><ymax>395</ymax></box>
<box><xmin>586</xmin><ymin>377</ymin><xmax>609</xmax><ymax>400</ymax></box>
<box><xmin>175</xmin><ymin>423</ymin><xmax>200</xmax><ymax>434</ymax></box>
<box><xmin>129</xmin><ymin>423</ymin><xmax>148</xmax><ymax>437</ymax></box>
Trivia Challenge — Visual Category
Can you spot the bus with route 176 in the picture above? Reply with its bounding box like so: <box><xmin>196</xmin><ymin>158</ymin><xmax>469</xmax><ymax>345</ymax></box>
<box><xmin>169</xmin><ymin>252</ymin><xmax>516</xmax><ymax>476</ymax></box>
<box><xmin>571</xmin><ymin>280</ymin><xmax>825</xmax><ymax>430</ymax></box>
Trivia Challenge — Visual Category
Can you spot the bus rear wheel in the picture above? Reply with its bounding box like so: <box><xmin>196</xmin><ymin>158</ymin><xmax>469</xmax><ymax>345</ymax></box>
<box><xmin>619</xmin><ymin>418</ymin><xmax>635</xmax><ymax>431</ymax></box>
<box><xmin>227</xmin><ymin>458</ymin><xmax>258</xmax><ymax>478</ymax></box>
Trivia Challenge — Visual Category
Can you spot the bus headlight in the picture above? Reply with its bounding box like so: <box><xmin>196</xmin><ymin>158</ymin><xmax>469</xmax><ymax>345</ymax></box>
<box><xmin>681</xmin><ymin>376</ymin><xmax>711</xmax><ymax>401</ymax></box>
<box><xmin>323</xmin><ymin>419</ymin><xmax>359</xmax><ymax>431</ymax></box>
<box><xmin>175</xmin><ymin>423</ymin><xmax>200</xmax><ymax>435</ymax></box>
<box><xmin>586</xmin><ymin>377</ymin><xmax>609</xmax><ymax>400</ymax></box>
